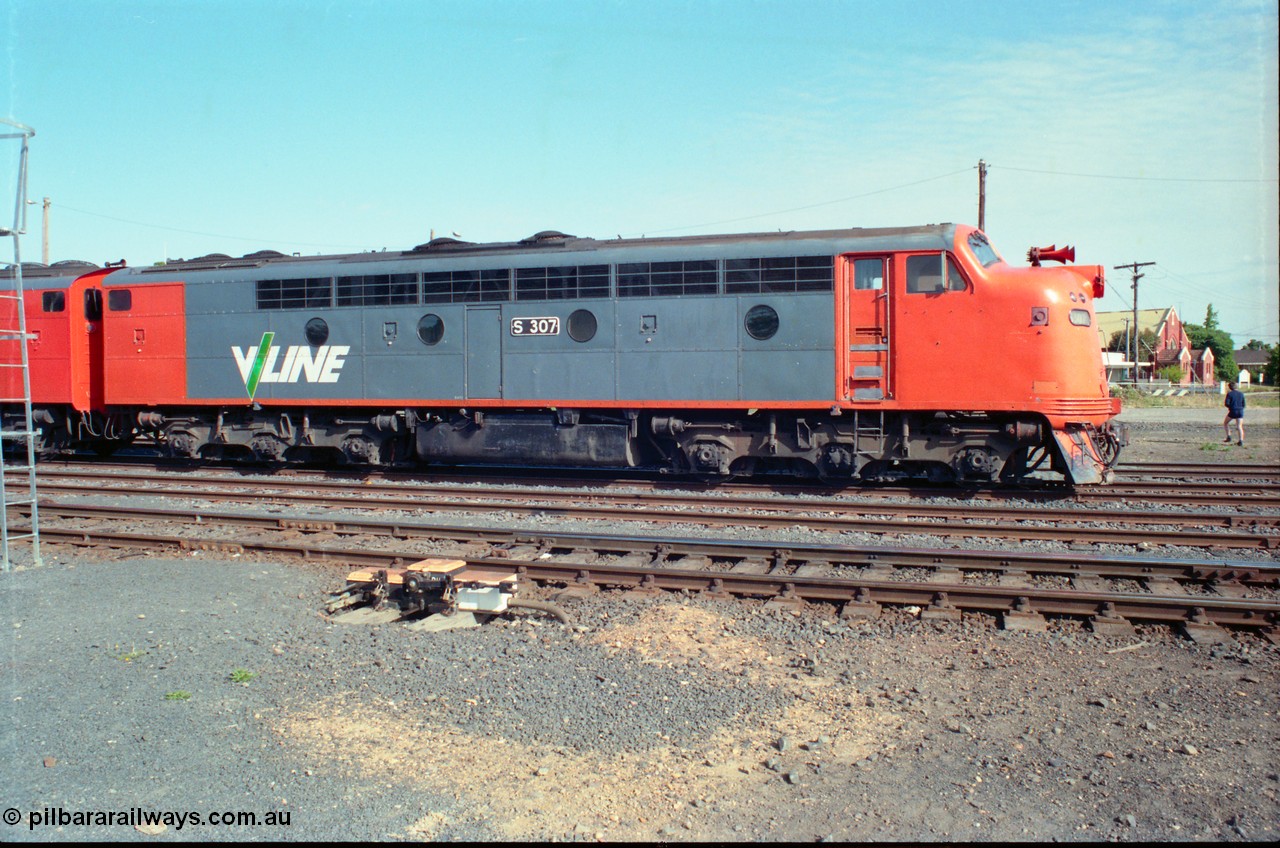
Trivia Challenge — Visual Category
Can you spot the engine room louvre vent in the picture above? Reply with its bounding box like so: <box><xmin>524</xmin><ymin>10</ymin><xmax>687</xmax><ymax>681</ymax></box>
<box><xmin>519</xmin><ymin>230</ymin><xmax>575</xmax><ymax>245</ymax></box>
<box><xmin>410</xmin><ymin>237</ymin><xmax>477</xmax><ymax>253</ymax></box>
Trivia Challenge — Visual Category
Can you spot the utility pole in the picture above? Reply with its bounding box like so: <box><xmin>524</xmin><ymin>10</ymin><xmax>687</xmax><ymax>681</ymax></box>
<box><xmin>977</xmin><ymin>159</ymin><xmax>987</xmax><ymax>232</ymax></box>
<box><xmin>1114</xmin><ymin>261</ymin><xmax>1155</xmax><ymax>378</ymax></box>
<box><xmin>1122</xmin><ymin>318</ymin><xmax>1131</xmax><ymax>380</ymax></box>
<box><xmin>40</xmin><ymin>197</ymin><xmax>48</xmax><ymax>264</ymax></box>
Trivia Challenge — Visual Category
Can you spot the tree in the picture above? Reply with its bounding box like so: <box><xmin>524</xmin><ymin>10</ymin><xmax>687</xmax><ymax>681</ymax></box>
<box><xmin>1244</xmin><ymin>339</ymin><xmax>1268</xmax><ymax>350</ymax></box>
<box><xmin>1268</xmin><ymin>345</ymin><xmax>1280</xmax><ymax>386</ymax></box>
<box><xmin>1203</xmin><ymin>303</ymin><xmax>1220</xmax><ymax>331</ymax></box>
<box><xmin>1184</xmin><ymin>322</ymin><xmax>1236</xmax><ymax>383</ymax></box>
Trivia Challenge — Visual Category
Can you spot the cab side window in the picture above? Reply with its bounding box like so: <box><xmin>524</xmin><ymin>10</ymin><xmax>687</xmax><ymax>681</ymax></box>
<box><xmin>906</xmin><ymin>254</ymin><xmax>968</xmax><ymax>294</ymax></box>
<box><xmin>853</xmin><ymin>258</ymin><xmax>883</xmax><ymax>290</ymax></box>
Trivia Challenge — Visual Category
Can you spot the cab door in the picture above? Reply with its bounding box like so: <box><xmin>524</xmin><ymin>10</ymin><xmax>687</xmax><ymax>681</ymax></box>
<box><xmin>68</xmin><ymin>269</ymin><xmax>113</xmax><ymax>412</ymax></box>
<box><xmin>839</xmin><ymin>255</ymin><xmax>891</xmax><ymax>400</ymax></box>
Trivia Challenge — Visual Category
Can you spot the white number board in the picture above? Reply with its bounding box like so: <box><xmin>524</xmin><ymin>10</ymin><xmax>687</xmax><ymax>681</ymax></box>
<box><xmin>510</xmin><ymin>316</ymin><xmax>561</xmax><ymax>336</ymax></box>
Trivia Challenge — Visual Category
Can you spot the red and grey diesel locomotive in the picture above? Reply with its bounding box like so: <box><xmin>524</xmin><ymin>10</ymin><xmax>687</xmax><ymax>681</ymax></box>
<box><xmin>0</xmin><ymin>224</ymin><xmax>1124</xmax><ymax>483</ymax></box>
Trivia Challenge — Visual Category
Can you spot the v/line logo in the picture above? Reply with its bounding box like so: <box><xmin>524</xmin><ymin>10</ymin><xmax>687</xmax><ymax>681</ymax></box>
<box><xmin>232</xmin><ymin>332</ymin><xmax>350</xmax><ymax>400</ymax></box>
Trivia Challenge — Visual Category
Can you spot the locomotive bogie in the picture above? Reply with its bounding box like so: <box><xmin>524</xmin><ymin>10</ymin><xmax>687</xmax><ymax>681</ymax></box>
<box><xmin>142</xmin><ymin>408</ymin><xmax>413</xmax><ymax>465</ymax></box>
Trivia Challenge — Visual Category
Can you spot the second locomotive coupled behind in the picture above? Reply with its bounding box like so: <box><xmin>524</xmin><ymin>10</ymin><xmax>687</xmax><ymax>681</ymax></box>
<box><xmin>1</xmin><ymin>223</ymin><xmax>1124</xmax><ymax>484</ymax></box>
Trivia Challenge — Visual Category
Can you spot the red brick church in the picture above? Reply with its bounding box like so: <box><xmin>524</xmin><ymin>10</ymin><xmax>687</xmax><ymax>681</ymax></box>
<box><xmin>1096</xmin><ymin>307</ymin><xmax>1215</xmax><ymax>386</ymax></box>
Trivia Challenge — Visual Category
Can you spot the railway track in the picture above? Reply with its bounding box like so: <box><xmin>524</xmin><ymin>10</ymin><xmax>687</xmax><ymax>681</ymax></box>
<box><xmin>20</xmin><ymin>467</ymin><xmax>1280</xmax><ymax>550</ymax></box>
<box><xmin>10</xmin><ymin>457</ymin><xmax>1279</xmax><ymax>638</ymax></box>
<box><xmin>32</xmin><ymin>456</ymin><xmax>1280</xmax><ymax>507</ymax></box>
<box><xmin>1116</xmin><ymin>460</ymin><xmax>1279</xmax><ymax>479</ymax></box>
<box><xmin>13</xmin><ymin>501</ymin><xmax>1279</xmax><ymax>639</ymax></box>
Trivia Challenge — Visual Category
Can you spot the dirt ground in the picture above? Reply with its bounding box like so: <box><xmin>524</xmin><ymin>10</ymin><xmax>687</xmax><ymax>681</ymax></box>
<box><xmin>1114</xmin><ymin>404</ymin><xmax>1280</xmax><ymax>466</ymax></box>
<box><xmin>3</xmin><ymin>406</ymin><xmax>1278</xmax><ymax>842</ymax></box>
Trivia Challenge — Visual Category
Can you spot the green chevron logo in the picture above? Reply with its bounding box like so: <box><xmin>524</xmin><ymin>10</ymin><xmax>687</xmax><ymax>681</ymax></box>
<box><xmin>231</xmin><ymin>332</ymin><xmax>350</xmax><ymax>401</ymax></box>
<box><xmin>244</xmin><ymin>331</ymin><xmax>274</xmax><ymax>400</ymax></box>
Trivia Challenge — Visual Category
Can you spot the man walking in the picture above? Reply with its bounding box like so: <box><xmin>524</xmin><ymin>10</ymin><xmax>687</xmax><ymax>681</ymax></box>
<box><xmin>1223</xmin><ymin>381</ymin><xmax>1246</xmax><ymax>446</ymax></box>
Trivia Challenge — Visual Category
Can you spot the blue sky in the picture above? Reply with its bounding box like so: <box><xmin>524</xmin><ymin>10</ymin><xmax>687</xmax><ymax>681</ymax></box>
<box><xmin>4</xmin><ymin>0</ymin><xmax>1277</xmax><ymax>343</ymax></box>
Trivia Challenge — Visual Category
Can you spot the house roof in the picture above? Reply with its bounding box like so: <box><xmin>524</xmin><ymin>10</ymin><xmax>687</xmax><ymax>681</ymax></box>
<box><xmin>1096</xmin><ymin>307</ymin><xmax>1176</xmax><ymax>348</ymax></box>
<box><xmin>1235</xmin><ymin>348</ymin><xmax>1270</xmax><ymax>366</ymax></box>
<box><xmin>1154</xmin><ymin>349</ymin><xmax>1188</xmax><ymax>366</ymax></box>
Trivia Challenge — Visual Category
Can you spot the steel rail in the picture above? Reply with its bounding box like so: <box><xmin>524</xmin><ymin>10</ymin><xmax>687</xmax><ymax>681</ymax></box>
<box><xmin>27</xmin><ymin>468</ymin><xmax>1280</xmax><ymax>527</ymax></box>
<box><xmin>1117</xmin><ymin>461</ymin><xmax>1278</xmax><ymax>478</ymax></box>
<box><xmin>25</xmin><ymin>501</ymin><xmax>1280</xmax><ymax>584</ymax></box>
<box><xmin>23</xmin><ymin>475</ymin><xmax>1280</xmax><ymax>550</ymax></box>
<box><xmin>32</xmin><ymin>459</ymin><xmax>1280</xmax><ymax>508</ymax></box>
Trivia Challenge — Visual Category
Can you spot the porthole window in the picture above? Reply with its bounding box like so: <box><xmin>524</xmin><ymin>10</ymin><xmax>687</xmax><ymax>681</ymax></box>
<box><xmin>305</xmin><ymin>317</ymin><xmax>329</xmax><ymax>346</ymax></box>
<box><xmin>417</xmin><ymin>313</ymin><xmax>445</xmax><ymax>345</ymax></box>
<box><xmin>744</xmin><ymin>304</ymin><xmax>779</xmax><ymax>341</ymax></box>
<box><xmin>567</xmin><ymin>309</ymin><xmax>597</xmax><ymax>343</ymax></box>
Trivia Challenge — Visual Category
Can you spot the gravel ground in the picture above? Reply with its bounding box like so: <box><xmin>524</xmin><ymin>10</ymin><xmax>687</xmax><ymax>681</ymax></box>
<box><xmin>1115</xmin><ymin>404</ymin><xmax>1279</xmax><ymax>465</ymax></box>
<box><xmin>2</xmin><ymin>407</ymin><xmax>1278</xmax><ymax>842</ymax></box>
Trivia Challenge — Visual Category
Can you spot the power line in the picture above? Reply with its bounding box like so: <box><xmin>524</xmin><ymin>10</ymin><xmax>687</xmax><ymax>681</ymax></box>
<box><xmin>994</xmin><ymin>164</ymin><xmax>1276</xmax><ymax>184</ymax></box>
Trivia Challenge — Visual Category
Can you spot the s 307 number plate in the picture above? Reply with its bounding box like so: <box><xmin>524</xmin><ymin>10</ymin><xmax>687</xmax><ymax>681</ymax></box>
<box><xmin>510</xmin><ymin>316</ymin><xmax>561</xmax><ymax>336</ymax></box>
